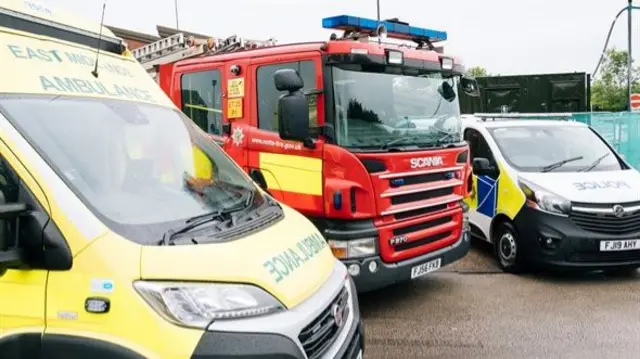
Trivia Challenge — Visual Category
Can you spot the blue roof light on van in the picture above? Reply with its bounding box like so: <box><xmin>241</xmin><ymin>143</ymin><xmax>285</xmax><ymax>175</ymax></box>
<box><xmin>321</xmin><ymin>15</ymin><xmax>447</xmax><ymax>42</ymax></box>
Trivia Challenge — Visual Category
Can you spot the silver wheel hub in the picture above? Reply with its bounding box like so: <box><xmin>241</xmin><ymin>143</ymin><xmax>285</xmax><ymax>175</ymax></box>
<box><xmin>499</xmin><ymin>232</ymin><xmax>517</xmax><ymax>265</ymax></box>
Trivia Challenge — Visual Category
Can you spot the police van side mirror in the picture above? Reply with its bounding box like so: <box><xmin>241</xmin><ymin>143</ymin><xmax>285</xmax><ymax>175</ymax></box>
<box><xmin>472</xmin><ymin>157</ymin><xmax>493</xmax><ymax>175</ymax></box>
<box><xmin>274</xmin><ymin>69</ymin><xmax>310</xmax><ymax>143</ymax></box>
<box><xmin>0</xmin><ymin>201</ymin><xmax>28</xmax><ymax>269</ymax></box>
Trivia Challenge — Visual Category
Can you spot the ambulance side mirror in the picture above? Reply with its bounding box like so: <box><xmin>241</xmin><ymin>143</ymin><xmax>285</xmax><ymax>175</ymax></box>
<box><xmin>274</xmin><ymin>69</ymin><xmax>310</xmax><ymax>143</ymax></box>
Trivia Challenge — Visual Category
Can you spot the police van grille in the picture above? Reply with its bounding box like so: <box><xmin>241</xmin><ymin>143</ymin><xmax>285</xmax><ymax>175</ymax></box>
<box><xmin>298</xmin><ymin>287</ymin><xmax>349</xmax><ymax>359</ymax></box>
<box><xmin>570</xmin><ymin>201</ymin><xmax>640</xmax><ymax>235</ymax></box>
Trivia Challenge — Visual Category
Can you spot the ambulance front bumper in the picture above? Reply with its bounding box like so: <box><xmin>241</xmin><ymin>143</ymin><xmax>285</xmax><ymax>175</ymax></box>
<box><xmin>514</xmin><ymin>206</ymin><xmax>640</xmax><ymax>270</ymax></box>
<box><xmin>190</xmin><ymin>262</ymin><xmax>364</xmax><ymax>359</ymax></box>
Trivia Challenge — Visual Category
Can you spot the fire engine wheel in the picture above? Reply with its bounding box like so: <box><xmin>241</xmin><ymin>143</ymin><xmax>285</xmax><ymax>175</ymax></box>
<box><xmin>493</xmin><ymin>221</ymin><xmax>526</xmax><ymax>274</ymax></box>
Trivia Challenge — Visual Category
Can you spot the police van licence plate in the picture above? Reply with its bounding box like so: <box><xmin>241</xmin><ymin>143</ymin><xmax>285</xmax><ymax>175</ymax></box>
<box><xmin>600</xmin><ymin>239</ymin><xmax>640</xmax><ymax>251</ymax></box>
<box><xmin>410</xmin><ymin>258</ymin><xmax>442</xmax><ymax>279</ymax></box>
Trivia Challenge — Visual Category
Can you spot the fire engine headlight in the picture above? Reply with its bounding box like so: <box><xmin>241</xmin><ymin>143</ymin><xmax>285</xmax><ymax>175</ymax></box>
<box><xmin>133</xmin><ymin>281</ymin><xmax>284</xmax><ymax>329</ymax></box>
<box><xmin>518</xmin><ymin>178</ymin><xmax>570</xmax><ymax>216</ymax></box>
<box><xmin>328</xmin><ymin>238</ymin><xmax>377</xmax><ymax>259</ymax></box>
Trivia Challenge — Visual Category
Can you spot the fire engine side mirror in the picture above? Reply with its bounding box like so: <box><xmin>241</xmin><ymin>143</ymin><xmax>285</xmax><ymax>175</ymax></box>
<box><xmin>275</xmin><ymin>69</ymin><xmax>310</xmax><ymax>143</ymax></box>
<box><xmin>461</xmin><ymin>76</ymin><xmax>480</xmax><ymax>97</ymax></box>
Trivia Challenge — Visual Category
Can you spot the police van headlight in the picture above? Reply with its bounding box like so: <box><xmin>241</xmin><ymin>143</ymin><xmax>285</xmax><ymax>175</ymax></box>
<box><xmin>518</xmin><ymin>178</ymin><xmax>570</xmax><ymax>216</ymax></box>
<box><xmin>328</xmin><ymin>238</ymin><xmax>377</xmax><ymax>259</ymax></box>
<box><xmin>134</xmin><ymin>281</ymin><xmax>284</xmax><ymax>328</ymax></box>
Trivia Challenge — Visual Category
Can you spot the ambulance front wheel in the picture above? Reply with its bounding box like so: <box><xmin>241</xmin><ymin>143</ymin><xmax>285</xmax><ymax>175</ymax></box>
<box><xmin>493</xmin><ymin>221</ymin><xmax>526</xmax><ymax>274</ymax></box>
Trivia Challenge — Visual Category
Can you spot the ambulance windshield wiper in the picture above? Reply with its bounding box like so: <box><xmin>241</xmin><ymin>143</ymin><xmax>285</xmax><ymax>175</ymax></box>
<box><xmin>160</xmin><ymin>190</ymin><xmax>255</xmax><ymax>245</ymax></box>
<box><xmin>578</xmin><ymin>153</ymin><xmax>611</xmax><ymax>172</ymax></box>
<box><xmin>541</xmin><ymin>156</ymin><xmax>584</xmax><ymax>173</ymax></box>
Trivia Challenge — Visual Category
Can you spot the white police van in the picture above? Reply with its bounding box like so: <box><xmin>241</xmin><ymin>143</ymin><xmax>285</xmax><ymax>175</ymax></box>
<box><xmin>461</xmin><ymin>113</ymin><xmax>640</xmax><ymax>273</ymax></box>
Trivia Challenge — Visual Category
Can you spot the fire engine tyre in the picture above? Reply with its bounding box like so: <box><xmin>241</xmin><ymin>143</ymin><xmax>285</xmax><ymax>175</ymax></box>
<box><xmin>493</xmin><ymin>221</ymin><xmax>527</xmax><ymax>274</ymax></box>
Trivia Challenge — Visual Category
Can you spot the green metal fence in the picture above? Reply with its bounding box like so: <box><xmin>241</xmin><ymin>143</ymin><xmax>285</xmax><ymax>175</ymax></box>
<box><xmin>570</xmin><ymin>112</ymin><xmax>640</xmax><ymax>170</ymax></box>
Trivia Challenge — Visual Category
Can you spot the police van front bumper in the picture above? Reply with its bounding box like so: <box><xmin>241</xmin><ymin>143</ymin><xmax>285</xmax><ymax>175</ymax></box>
<box><xmin>514</xmin><ymin>206</ymin><xmax>640</xmax><ymax>270</ymax></box>
<box><xmin>191</xmin><ymin>262</ymin><xmax>364</xmax><ymax>359</ymax></box>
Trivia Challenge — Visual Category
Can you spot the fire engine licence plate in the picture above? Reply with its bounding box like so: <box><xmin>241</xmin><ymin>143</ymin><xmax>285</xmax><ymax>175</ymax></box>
<box><xmin>600</xmin><ymin>239</ymin><xmax>640</xmax><ymax>251</ymax></box>
<box><xmin>411</xmin><ymin>258</ymin><xmax>442</xmax><ymax>279</ymax></box>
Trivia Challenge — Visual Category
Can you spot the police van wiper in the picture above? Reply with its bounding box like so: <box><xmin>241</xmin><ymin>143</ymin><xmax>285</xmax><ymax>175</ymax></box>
<box><xmin>541</xmin><ymin>156</ymin><xmax>584</xmax><ymax>173</ymax></box>
<box><xmin>160</xmin><ymin>190</ymin><xmax>255</xmax><ymax>245</ymax></box>
<box><xmin>578</xmin><ymin>153</ymin><xmax>611</xmax><ymax>172</ymax></box>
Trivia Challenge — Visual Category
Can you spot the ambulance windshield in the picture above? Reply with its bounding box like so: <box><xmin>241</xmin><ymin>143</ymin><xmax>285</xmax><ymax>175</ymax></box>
<box><xmin>488</xmin><ymin>125</ymin><xmax>623</xmax><ymax>173</ymax></box>
<box><xmin>331</xmin><ymin>65</ymin><xmax>462</xmax><ymax>150</ymax></box>
<box><xmin>0</xmin><ymin>95</ymin><xmax>267</xmax><ymax>243</ymax></box>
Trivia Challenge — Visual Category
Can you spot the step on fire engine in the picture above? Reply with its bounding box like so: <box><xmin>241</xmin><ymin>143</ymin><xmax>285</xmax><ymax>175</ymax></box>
<box><xmin>134</xmin><ymin>15</ymin><xmax>480</xmax><ymax>292</ymax></box>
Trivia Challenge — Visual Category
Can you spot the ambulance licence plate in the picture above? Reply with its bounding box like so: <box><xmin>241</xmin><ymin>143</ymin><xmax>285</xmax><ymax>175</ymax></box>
<box><xmin>600</xmin><ymin>239</ymin><xmax>640</xmax><ymax>251</ymax></box>
<box><xmin>410</xmin><ymin>258</ymin><xmax>442</xmax><ymax>279</ymax></box>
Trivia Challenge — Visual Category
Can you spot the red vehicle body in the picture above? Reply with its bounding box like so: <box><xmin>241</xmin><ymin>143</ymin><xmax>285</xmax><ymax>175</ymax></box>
<box><xmin>139</xmin><ymin>19</ymin><xmax>475</xmax><ymax>292</ymax></box>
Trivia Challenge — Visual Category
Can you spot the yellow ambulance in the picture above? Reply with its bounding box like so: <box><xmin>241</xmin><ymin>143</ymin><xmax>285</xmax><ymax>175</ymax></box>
<box><xmin>0</xmin><ymin>1</ymin><xmax>364</xmax><ymax>358</ymax></box>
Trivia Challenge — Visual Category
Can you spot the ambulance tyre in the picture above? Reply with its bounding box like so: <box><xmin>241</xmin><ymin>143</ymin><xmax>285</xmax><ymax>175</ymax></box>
<box><xmin>493</xmin><ymin>221</ymin><xmax>526</xmax><ymax>274</ymax></box>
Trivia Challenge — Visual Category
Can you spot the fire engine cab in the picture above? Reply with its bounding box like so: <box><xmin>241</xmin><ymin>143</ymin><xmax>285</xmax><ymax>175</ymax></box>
<box><xmin>134</xmin><ymin>15</ymin><xmax>480</xmax><ymax>292</ymax></box>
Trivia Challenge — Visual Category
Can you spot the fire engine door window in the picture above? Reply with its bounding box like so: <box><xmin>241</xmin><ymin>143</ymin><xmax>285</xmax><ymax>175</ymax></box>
<box><xmin>181</xmin><ymin>70</ymin><xmax>223</xmax><ymax>135</ymax></box>
<box><xmin>256</xmin><ymin>60</ymin><xmax>317</xmax><ymax>132</ymax></box>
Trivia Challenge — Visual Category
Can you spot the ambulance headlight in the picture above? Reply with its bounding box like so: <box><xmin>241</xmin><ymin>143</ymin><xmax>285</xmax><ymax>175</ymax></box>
<box><xmin>134</xmin><ymin>281</ymin><xmax>284</xmax><ymax>328</ymax></box>
<box><xmin>518</xmin><ymin>178</ymin><xmax>570</xmax><ymax>216</ymax></box>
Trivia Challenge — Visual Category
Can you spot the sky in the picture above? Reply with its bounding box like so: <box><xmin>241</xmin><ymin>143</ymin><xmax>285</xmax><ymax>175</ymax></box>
<box><xmin>46</xmin><ymin>0</ymin><xmax>638</xmax><ymax>76</ymax></box>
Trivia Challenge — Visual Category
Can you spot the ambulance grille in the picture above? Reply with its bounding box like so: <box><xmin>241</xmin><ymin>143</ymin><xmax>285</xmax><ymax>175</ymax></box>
<box><xmin>298</xmin><ymin>287</ymin><xmax>349</xmax><ymax>359</ymax></box>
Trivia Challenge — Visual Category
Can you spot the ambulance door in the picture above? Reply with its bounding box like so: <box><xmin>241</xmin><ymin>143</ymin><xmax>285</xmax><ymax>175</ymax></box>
<box><xmin>464</xmin><ymin>128</ymin><xmax>501</xmax><ymax>241</ymax></box>
<box><xmin>246</xmin><ymin>56</ymin><xmax>325</xmax><ymax>216</ymax></box>
<box><xmin>0</xmin><ymin>146</ymin><xmax>48</xmax><ymax>358</ymax></box>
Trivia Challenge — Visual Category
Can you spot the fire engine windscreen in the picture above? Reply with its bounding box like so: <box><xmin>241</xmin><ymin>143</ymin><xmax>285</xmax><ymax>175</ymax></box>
<box><xmin>331</xmin><ymin>65</ymin><xmax>461</xmax><ymax>149</ymax></box>
<box><xmin>0</xmin><ymin>95</ymin><xmax>265</xmax><ymax>244</ymax></box>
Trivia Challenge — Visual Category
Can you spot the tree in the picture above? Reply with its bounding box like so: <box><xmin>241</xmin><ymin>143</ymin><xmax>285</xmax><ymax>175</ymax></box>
<box><xmin>467</xmin><ymin>66</ymin><xmax>488</xmax><ymax>78</ymax></box>
<box><xmin>591</xmin><ymin>48</ymin><xmax>640</xmax><ymax>111</ymax></box>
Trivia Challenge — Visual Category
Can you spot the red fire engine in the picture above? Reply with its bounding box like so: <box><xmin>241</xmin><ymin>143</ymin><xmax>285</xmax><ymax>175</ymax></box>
<box><xmin>133</xmin><ymin>15</ymin><xmax>480</xmax><ymax>292</ymax></box>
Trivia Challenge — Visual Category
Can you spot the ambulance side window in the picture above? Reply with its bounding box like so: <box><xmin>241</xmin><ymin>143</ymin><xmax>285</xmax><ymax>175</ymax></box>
<box><xmin>181</xmin><ymin>70</ymin><xmax>223</xmax><ymax>135</ymax></box>
<box><xmin>0</xmin><ymin>156</ymin><xmax>19</xmax><ymax>204</ymax></box>
<box><xmin>256</xmin><ymin>60</ymin><xmax>317</xmax><ymax>132</ymax></box>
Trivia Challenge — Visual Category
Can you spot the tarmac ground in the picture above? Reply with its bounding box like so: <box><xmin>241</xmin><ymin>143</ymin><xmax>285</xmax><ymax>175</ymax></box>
<box><xmin>360</xmin><ymin>239</ymin><xmax>640</xmax><ymax>359</ymax></box>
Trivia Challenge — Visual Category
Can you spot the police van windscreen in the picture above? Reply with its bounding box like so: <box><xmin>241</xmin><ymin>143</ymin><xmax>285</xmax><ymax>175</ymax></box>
<box><xmin>487</xmin><ymin>125</ymin><xmax>624</xmax><ymax>173</ymax></box>
<box><xmin>0</xmin><ymin>95</ymin><xmax>265</xmax><ymax>244</ymax></box>
<box><xmin>330</xmin><ymin>65</ymin><xmax>462</xmax><ymax>150</ymax></box>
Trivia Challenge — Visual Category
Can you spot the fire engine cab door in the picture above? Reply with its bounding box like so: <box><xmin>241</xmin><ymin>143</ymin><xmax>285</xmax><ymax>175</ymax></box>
<box><xmin>247</xmin><ymin>57</ymin><xmax>324</xmax><ymax>216</ymax></box>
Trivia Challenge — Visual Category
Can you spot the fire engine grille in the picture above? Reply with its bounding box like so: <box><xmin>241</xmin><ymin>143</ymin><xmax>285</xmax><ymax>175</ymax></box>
<box><xmin>298</xmin><ymin>287</ymin><xmax>349</xmax><ymax>359</ymax></box>
<box><xmin>389</xmin><ymin>171</ymin><xmax>455</xmax><ymax>187</ymax></box>
<box><xmin>570</xmin><ymin>202</ymin><xmax>640</xmax><ymax>235</ymax></box>
<box><xmin>390</xmin><ymin>187</ymin><xmax>454</xmax><ymax>205</ymax></box>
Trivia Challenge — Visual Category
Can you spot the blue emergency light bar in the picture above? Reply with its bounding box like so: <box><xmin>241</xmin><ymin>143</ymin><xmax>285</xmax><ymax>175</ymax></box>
<box><xmin>322</xmin><ymin>15</ymin><xmax>447</xmax><ymax>43</ymax></box>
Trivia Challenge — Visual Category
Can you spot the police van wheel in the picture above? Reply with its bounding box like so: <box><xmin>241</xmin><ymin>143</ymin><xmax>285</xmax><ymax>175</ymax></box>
<box><xmin>494</xmin><ymin>222</ymin><xmax>525</xmax><ymax>273</ymax></box>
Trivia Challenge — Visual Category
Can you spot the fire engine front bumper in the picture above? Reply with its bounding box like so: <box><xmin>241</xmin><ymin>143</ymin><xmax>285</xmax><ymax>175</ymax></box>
<box><xmin>343</xmin><ymin>229</ymin><xmax>471</xmax><ymax>293</ymax></box>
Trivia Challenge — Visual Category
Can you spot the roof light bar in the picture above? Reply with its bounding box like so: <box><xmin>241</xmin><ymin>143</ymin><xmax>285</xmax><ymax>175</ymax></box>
<box><xmin>322</xmin><ymin>15</ymin><xmax>447</xmax><ymax>43</ymax></box>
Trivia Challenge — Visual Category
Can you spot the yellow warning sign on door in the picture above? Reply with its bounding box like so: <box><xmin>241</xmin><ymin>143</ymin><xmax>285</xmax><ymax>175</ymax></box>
<box><xmin>227</xmin><ymin>98</ymin><xmax>243</xmax><ymax>118</ymax></box>
<box><xmin>228</xmin><ymin>78</ymin><xmax>245</xmax><ymax>98</ymax></box>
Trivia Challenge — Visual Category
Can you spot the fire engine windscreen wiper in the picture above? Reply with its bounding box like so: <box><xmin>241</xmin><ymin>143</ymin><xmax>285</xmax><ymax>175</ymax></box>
<box><xmin>380</xmin><ymin>136</ymin><xmax>419</xmax><ymax>150</ymax></box>
<box><xmin>541</xmin><ymin>156</ymin><xmax>584</xmax><ymax>173</ymax></box>
<box><xmin>577</xmin><ymin>153</ymin><xmax>611</xmax><ymax>172</ymax></box>
<box><xmin>159</xmin><ymin>190</ymin><xmax>255</xmax><ymax>245</ymax></box>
